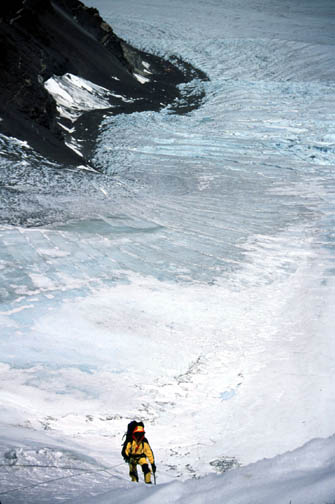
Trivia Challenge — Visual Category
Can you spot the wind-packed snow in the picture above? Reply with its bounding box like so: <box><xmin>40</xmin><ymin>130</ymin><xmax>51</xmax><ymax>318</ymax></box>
<box><xmin>70</xmin><ymin>436</ymin><xmax>335</xmax><ymax>504</ymax></box>
<box><xmin>1</xmin><ymin>428</ymin><xmax>334</xmax><ymax>503</ymax></box>
<box><xmin>1</xmin><ymin>0</ymin><xmax>335</xmax><ymax>502</ymax></box>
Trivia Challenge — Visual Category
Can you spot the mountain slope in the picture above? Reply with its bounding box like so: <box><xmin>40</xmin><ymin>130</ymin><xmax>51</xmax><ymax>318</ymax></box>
<box><xmin>0</xmin><ymin>0</ymin><xmax>207</xmax><ymax>165</ymax></box>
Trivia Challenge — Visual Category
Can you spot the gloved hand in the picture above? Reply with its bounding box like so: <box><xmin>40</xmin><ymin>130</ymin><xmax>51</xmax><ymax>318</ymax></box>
<box><xmin>151</xmin><ymin>463</ymin><xmax>156</xmax><ymax>473</ymax></box>
<box><xmin>123</xmin><ymin>456</ymin><xmax>130</xmax><ymax>463</ymax></box>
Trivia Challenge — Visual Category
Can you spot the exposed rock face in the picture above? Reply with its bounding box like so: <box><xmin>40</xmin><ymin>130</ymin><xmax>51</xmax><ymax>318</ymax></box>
<box><xmin>0</xmin><ymin>0</ymin><xmax>207</xmax><ymax>165</ymax></box>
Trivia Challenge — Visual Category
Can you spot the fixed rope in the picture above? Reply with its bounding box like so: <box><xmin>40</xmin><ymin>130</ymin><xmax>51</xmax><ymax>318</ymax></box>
<box><xmin>0</xmin><ymin>462</ymin><xmax>125</xmax><ymax>497</ymax></box>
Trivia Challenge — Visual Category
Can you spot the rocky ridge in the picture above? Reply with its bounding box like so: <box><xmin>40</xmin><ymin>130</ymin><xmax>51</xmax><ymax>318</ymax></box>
<box><xmin>0</xmin><ymin>0</ymin><xmax>207</xmax><ymax>166</ymax></box>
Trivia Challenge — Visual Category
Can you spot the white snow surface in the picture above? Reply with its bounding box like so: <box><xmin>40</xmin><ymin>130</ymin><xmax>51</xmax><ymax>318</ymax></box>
<box><xmin>0</xmin><ymin>427</ymin><xmax>334</xmax><ymax>503</ymax></box>
<box><xmin>1</xmin><ymin>0</ymin><xmax>335</xmax><ymax>502</ymax></box>
<box><xmin>44</xmin><ymin>73</ymin><xmax>114</xmax><ymax>121</ymax></box>
<box><xmin>133</xmin><ymin>72</ymin><xmax>150</xmax><ymax>84</ymax></box>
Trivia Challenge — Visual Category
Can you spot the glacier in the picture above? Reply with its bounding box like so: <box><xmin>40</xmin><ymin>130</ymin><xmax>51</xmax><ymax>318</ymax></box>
<box><xmin>0</xmin><ymin>0</ymin><xmax>335</xmax><ymax>502</ymax></box>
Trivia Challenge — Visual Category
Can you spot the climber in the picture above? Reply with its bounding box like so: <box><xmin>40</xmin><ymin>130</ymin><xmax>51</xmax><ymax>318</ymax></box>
<box><xmin>123</xmin><ymin>424</ymin><xmax>156</xmax><ymax>484</ymax></box>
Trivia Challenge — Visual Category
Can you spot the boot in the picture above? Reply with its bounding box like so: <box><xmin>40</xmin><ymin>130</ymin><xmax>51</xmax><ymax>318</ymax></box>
<box><xmin>145</xmin><ymin>472</ymin><xmax>152</xmax><ymax>484</ymax></box>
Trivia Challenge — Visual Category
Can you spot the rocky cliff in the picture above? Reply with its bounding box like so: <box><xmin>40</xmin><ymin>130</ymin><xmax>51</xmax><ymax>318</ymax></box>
<box><xmin>0</xmin><ymin>0</ymin><xmax>207</xmax><ymax>166</ymax></box>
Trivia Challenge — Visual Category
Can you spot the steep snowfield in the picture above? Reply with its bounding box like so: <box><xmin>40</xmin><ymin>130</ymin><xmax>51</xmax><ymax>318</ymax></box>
<box><xmin>73</xmin><ymin>436</ymin><xmax>335</xmax><ymax>504</ymax></box>
<box><xmin>1</xmin><ymin>428</ymin><xmax>334</xmax><ymax>503</ymax></box>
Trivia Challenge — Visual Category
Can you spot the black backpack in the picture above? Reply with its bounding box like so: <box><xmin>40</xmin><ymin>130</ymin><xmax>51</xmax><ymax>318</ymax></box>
<box><xmin>121</xmin><ymin>420</ymin><xmax>147</xmax><ymax>460</ymax></box>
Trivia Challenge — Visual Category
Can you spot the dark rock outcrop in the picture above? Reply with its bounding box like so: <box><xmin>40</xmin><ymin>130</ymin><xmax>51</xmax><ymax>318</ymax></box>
<box><xmin>0</xmin><ymin>0</ymin><xmax>207</xmax><ymax>166</ymax></box>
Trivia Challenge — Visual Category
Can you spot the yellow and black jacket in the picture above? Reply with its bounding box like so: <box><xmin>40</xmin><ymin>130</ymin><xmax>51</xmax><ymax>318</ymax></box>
<box><xmin>125</xmin><ymin>440</ymin><xmax>154</xmax><ymax>465</ymax></box>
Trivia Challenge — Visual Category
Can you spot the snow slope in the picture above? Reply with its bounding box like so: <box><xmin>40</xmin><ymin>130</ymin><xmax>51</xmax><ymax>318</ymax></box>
<box><xmin>1</xmin><ymin>428</ymin><xmax>334</xmax><ymax>503</ymax></box>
